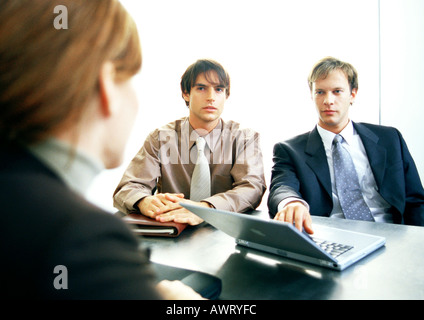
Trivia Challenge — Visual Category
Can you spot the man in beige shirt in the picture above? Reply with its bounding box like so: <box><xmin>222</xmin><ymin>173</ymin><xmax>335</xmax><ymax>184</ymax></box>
<box><xmin>113</xmin><ymin>59</ymin><xmax>266</xmax><ymax>225</ymax></box>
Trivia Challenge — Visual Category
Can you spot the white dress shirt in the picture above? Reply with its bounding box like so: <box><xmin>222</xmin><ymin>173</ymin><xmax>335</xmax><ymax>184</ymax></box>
<box><xmin>279</xmin><ymin>121</ymin><xmax>393</xmax><ymax>223</ymax></box>
<box><xmin>317</xmin><ymin>121</ymin><xmax>393</xmax><ymax>222</ymax></box>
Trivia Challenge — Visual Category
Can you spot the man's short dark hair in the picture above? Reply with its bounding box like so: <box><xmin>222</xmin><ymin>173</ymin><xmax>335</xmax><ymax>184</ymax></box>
<box><xmin>180</xmin><ymin>59</ymin><xmax>230</xmax><ymax>106</ymax></box>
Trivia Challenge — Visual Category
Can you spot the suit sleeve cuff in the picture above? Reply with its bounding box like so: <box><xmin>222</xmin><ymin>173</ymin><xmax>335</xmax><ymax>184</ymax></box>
<box><xmin>278</xmin><ymin>197</ymin><xmax>310</xmax><ymax>213</ymax></box>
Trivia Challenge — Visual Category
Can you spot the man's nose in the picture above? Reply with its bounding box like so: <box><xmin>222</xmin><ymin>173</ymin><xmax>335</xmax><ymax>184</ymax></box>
<box><xmin>206</xmin><ymin>88</ymin><xmax>216</xmax><ymax>101</ymax></box>
<box><xmin>324</xmin><ymin>93</ymin><xmax>335</xmax><ymax>105</ymax></box>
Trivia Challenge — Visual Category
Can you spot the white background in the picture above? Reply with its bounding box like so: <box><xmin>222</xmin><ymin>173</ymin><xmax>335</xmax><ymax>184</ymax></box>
<box><xmin>87</xmin><ymin>0</ymin><xmax>424</xmax><ymax>212</ymax></box>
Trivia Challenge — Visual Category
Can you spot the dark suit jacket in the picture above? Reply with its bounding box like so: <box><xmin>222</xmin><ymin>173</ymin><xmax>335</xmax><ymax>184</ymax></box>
<box><xmin>0</xmin><ymin>144</ymin><xmax>161</xmax><ymax>299</ymax></box>
<box><xmin>268</xmin><ymin>122</ymin><xmax>424</xmax><ymax>226</ymax></box>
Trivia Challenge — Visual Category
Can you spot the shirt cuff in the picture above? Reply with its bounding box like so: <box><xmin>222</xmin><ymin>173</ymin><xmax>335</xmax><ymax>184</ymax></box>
<box><xmin>277</xmin><ymin>197</ymin><xmax>310</xmax><ymax>213</ymax></box>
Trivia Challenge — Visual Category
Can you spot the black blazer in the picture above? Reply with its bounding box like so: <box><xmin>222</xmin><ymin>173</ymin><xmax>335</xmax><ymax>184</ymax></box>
<box><xmin>268</xmin><ymin>122</ymin><xmax>424</xmax><ymax>226</ymax></box>
<box><xmin>0</xmin><ymin>144</ymin><xmax>161</xmax><ymax>299</ymax></box>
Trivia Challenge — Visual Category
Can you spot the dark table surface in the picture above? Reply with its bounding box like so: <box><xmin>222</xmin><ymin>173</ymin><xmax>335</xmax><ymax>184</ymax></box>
<box><xmin>140</xmin><ymin>214</ymin><xmax>424</xmax><ymax>300</ymax></box>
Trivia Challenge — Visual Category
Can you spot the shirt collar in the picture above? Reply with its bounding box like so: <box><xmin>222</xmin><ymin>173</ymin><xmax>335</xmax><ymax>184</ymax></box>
<box><xmin>28</xmin><ymin>138</ymin><xmax>104</xmax><ymax>196</ymax></box>
<box><xmin>184</xmin><ymin>117</ymin><xmax>223</xmax><ymax>152</ymax></box>
<box><xmin>317</xmin><ymin>120</ymin><xmax>356</xmax><ymax>150</ymax></box>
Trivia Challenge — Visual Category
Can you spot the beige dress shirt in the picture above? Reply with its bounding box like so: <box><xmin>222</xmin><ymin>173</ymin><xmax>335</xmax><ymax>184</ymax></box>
<box><xmin>113</xmin><ymin>117</ymin><xmax>266</xmax><ymax>213</ymax></box>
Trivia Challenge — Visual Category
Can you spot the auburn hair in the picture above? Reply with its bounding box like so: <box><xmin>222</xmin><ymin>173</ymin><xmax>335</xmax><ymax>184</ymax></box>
<box><xmin>0</xmin><ymin>0</ymin><xmax>141</xmax><ymax>144</ymax></box>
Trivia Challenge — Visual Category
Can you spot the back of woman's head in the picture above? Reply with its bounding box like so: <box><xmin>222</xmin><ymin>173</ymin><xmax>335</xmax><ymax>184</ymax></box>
<box><xmin>0</xmin><ymin>0</ymin><xmax>141</xmax><ymax>145</ymax></box>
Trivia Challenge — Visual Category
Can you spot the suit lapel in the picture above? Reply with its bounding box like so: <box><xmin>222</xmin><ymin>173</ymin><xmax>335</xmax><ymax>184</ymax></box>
<box><xmin>304</xmin><ymin>127</ymin><xmax>332</xmax><ymax>199</ymax></box>
<box><xmin>353</xmin><ymin>123</ymin><xmax>387</xmax><ymax>189</ymax></box>
<box><xmin>302</xmin><ymin>123</ymin><xmax>387</xmax><ymax>206</ymax></box>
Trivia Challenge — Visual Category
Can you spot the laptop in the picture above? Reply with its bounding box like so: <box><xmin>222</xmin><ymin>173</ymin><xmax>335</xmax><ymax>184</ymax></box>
<box><xmin>181</xmin><ymin>203</ymin><xmax>386</xmax><ymax>271</ymax></box>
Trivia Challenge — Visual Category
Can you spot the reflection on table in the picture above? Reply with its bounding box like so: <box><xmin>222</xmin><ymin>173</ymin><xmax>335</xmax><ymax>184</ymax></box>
<box><xmin>140</xmin><ymin>214</ymin><xmax>424</xmax><ymax>300</ymax></box>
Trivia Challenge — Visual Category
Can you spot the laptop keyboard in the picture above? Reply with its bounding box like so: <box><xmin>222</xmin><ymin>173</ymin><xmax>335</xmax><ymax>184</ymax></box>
<box><xmin>311</xmin><ymin>237</ymin><xmax>354</xmax><ymax>258</ymax></box>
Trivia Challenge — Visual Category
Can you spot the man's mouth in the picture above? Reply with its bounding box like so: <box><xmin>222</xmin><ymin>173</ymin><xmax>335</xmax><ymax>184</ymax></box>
<box><xmin>323</xmin><ymin>110</ymin><xmax>336</xmax><ymax>115</ymax></box>
<box><xmin>204</xmin><ymin>106</ymin><xmax>217</xmax><ymax>112</ymax></box>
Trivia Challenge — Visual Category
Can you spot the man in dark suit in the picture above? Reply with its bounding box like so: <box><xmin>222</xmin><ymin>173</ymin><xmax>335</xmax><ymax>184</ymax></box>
<box><xmin>268</xmin><ymin>57</ymin><xmax>424</xmax><ymax>234</ymax></box>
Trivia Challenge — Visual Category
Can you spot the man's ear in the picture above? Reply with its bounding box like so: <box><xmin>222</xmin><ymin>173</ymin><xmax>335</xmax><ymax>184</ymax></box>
<box><xmin>182</xmin><ymin>91</ymin><xmax>190</xmax><ymax>103</ymax></box>
<box><xmin>350</xmin><ymin>88</ymin><xmax>358</xmax><ymax>105</ymax></box>
<box><xmin>98</xmin><ymin>62</ymin><xmax>115</xmax><ymax>117</ymax></box>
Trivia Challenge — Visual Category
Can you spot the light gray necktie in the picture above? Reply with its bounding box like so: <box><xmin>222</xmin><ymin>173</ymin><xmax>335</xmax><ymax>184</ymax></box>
<box><xmin>332</xmin><ymin>134</ymin><xmax>374</xmax><ymax>221</ymax></box>
<box><xmin>190</xmin><ymin>137</ymin><xmax>211</xmax><ymax>201</ymax></box>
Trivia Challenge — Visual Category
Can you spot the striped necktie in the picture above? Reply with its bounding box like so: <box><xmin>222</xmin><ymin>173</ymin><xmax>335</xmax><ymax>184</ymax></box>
<box><xmin>190</xmin><ymin>137</ymin><xmax>211</xmax><ymax>201</ymax></box>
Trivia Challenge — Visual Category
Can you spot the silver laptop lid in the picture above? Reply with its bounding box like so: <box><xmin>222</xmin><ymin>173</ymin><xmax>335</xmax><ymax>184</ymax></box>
<box><xmin>181</xmin><ymin>203</ymin><xmax>337</xmax><ymax>262</ymax></box>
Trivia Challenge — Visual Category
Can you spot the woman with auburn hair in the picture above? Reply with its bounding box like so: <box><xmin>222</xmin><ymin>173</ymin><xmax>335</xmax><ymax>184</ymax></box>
<box><xmin>0</xmin><ymin>0</ymin><xmax>203</xmax><ymax>299</ymax></box>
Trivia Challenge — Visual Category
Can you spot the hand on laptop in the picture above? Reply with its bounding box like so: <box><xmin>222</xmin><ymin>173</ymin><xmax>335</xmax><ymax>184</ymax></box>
<box><xmin>274</xmin><ymin>201</ymin><xmax>314</xmax><ymax>234</ymax></box>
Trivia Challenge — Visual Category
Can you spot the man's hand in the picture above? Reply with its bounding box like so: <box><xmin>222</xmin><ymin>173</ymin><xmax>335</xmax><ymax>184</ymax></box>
<box><xmin>274</xmin><ymin>201</ymin><xmax>314</xmax><ymax>234</ymax></box>
<box><xmin>155</xmin><ymin>194</ymin><xmax>211</xmax><ymax>226</ymax></box>
<box><xmin>137</xmin><ymin>193</ymin><xmax>209</xmax><ymax>226</ymax></box>
<box><xmin>137</xmin><ymin>193</ymin><xmax>185</xmax><ymax>218</ymax></box>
